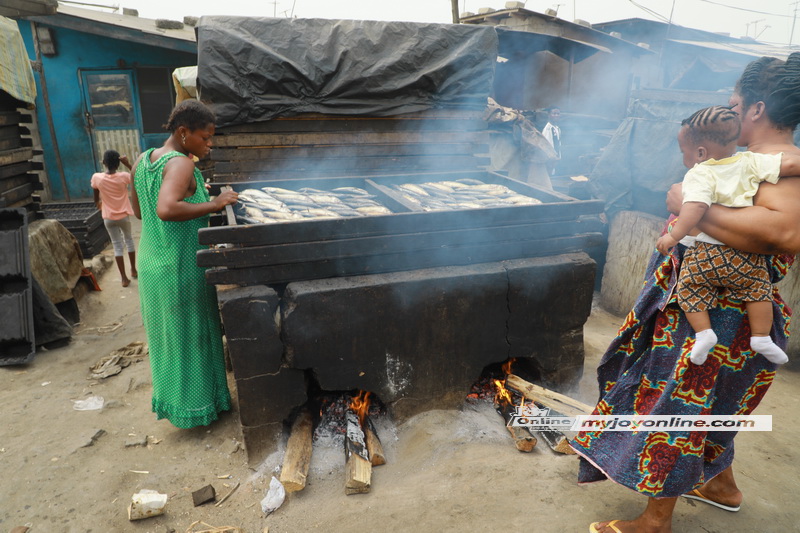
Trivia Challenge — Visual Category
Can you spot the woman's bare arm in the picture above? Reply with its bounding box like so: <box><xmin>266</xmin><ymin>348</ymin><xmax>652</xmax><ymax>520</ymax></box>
<box><xmin>697</xmin><ymin>179</ymin><xmax>800</xmax><ymax>254</ymax></box>
<box><xmin>156</xmin><ymin>157</ymin><xmax>237</xmax><ymax>222</ymax></box>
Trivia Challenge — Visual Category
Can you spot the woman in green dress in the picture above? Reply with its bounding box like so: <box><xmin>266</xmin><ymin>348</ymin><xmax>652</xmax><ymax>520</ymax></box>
<box><xmin>131</xmin><ymin>100</ymin><xmax>238</xmax><ymax>428</ymax></box>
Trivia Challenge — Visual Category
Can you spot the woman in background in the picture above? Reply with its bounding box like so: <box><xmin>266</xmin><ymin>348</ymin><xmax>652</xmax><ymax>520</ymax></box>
<box><xmin>131</xmin><ymin>100</ymin><xmax>238</xmax><ymax>429</ymax></box>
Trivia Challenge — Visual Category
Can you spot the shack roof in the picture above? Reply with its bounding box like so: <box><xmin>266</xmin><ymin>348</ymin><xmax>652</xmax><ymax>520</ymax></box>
<box><xmin>25</xmin><ymin>4</ymin><xmax>196</xmax><ymax>54</ymax></box>
<box><xmin>594</xmin><ymin>18</ymin><xmax>796</xmax><ymax>60</ymax></box>
<box><xmin>461</xmin><ymin>7</ymin><xmax>652</xmax><ymax>57</ymax></box>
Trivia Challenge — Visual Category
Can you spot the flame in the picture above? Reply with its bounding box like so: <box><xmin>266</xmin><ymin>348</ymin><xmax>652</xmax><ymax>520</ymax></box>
<box><xmin>350</xmin><ymin>390</ymin><xmax>371</xmax><ymax>426</ymax></box>
<box><xmin>502</xmin><ymin>358</ymin><xmax>515</xmax><ymax>376</ymax></box>
<box><xmin>493</xmin><ymin>378</ymin><xmax>513</xmax><ymax>406</ymax></box>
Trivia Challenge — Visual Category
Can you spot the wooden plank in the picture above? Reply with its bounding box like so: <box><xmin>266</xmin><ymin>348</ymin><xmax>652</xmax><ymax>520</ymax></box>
<box><xmin>364</xmin><ymin>419</ymin><xmax>386</xmax><ymax>466</ymax></box>
<box><xmin>0</xmin><ymin>173</ymin><xmax>37</xmax><ymax>194</ymax></box>
<box><xmin>204</xmin><ymin>232</ymin><xmax>606</xmax><ymax>286</ymax></box>
<box><xmin>211</xmin><ymin>143</ymin><xmax>487</xmax><ymax>161</ymax></box>
<box><xmin>0</xmin><ymin>161</ymin><xmax>33</xmax><ymax>181</ymax></box>
<box><xmin>0</xmin><ymin>147</ymin><xmax>33</xmax><ymax>167</ymax></box>
<box><xmin>0</xmin><ymin>182</ymin><xmax>34</xmax><ymax>206</ymax></box>
<box><xmin>344</xmin><ymin>410</ymin><xmax>371</xmax><ymax>495</ymax></box>
<box><xmin>212</xmin><ymin>130</ymin><xmax>489</xmax><ymax>148</ymax></box>
<box><xmin>216</xmin><ymin>116</ymin><xmax>488</xmax><ymax>135</ymax></box>
<box><xmin>197</xmin><ymin>219</ymin><xmax>604</xmax><ymax>269</ymax></box>
<box><xmin>215</xmin><ymin>155</ymin><xmax>488</xmax><ymax>174</ymax></box>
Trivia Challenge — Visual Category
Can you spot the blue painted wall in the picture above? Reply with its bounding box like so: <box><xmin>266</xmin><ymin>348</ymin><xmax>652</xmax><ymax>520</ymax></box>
<box><xmin>18</xmin><ymin>22</ymin><xmax>195</xmax><ymax>200</ymax></box>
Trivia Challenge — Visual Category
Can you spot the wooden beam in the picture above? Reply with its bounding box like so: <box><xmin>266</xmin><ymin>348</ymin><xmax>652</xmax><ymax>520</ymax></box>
<box><xmin>279</xmin><ymin>408</ymin><xmax>314</xmax><ymax>493</ymax></box>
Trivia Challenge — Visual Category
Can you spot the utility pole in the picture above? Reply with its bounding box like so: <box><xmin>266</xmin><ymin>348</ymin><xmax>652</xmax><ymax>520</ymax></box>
<box><xmin>451</xmin><ymin>0</ymin><xmax>459</xmax><ymax>23</ymax></box>
<box><xmin>790</xmin><ymin>1</ymin><xmax>800</xmax><ymax>46</ymax></box>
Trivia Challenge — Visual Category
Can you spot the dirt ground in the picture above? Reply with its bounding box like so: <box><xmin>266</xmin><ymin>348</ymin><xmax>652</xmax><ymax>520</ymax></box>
<box><xmin>3</xmin><ymin>220</ymin><xmax>800</xmax><ymax>533</ymax></box>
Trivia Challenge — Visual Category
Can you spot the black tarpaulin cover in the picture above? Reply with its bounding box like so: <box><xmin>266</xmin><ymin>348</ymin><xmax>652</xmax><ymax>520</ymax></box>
<box><xmin>196</xmin><ymin>16</ymin><xmax>498</xmax><ymax>127</ymax></box>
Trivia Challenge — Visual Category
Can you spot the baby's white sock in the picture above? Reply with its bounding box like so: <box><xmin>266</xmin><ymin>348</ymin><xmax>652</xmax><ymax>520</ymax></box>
<box><xmin>750</xmin><ymin>336</ymin><xmax>789</xmax><ymax>365</ymax></box>
<box><xmin>690</xmin><ymin>329</ymin><xmax>718</xmax><ymax>365</ymax></box>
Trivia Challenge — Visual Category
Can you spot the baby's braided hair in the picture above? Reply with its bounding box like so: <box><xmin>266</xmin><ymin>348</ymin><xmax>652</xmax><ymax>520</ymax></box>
<box><xmin>735</xmin><ymin>52</ymin><xmax>800</xmax><ymax>130</ymax></box>
<box><xmin>681</xmin><ymin>105</ymin><xmax>741</xmax><ymax>146</ymax></box>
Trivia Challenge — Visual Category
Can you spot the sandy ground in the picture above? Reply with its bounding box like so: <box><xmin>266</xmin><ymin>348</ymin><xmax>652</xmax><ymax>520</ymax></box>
<box><xmin>3</xmin><ymin>222</ymin><xmax>800</xmax><ymax>532</ymax></box>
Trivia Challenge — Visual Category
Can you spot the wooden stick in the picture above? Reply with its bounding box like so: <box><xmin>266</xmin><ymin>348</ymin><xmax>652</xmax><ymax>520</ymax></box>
<box><xmin>279</xmin><ymin>408</ymin><xmax>314</xmax><ymax>492</ymax></box>
<box><xmin>221</xmin><ymin>186</ymin><xmax>237</xmax><ymax>227</ymax></box>
<box><xmin>495</xmin><ymin>401</ymin><xmax>537</xmax><ymax>452</ymax></box>
<box><xmin>213</xmin><ymin>482</ymin><xmax>240</xmax><ymax>507</ymax></box>
<box><xmin>506</xmin><ymin>374</ymin><xmax>593</xmax><ymax>417</ymax></box>
<box><xmin>365</xmin><ymin>418</ymin><xmax>386</xmax><ymax>466</ymax></box>
<box><xmin>344</xmin><ymin>410</ymin><xmax>371</xmax><ymax>495</ymax></box>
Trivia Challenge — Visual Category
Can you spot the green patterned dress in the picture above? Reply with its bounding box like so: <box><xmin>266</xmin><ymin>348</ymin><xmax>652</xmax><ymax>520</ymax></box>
<box><xmin>134</xmin><ymin>149</ymin><xmax>230</xmax><ymax>428</ymax></box>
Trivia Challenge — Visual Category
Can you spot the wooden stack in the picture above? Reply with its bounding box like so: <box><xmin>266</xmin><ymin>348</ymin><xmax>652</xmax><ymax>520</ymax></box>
<box><xmin>0</xmin><ymin>91</ymin><xmax>43</xmax><ymax>213</ymax></box>
<box><xmin>210</xmin><ymin>110</ymin><xmax>490</xmax><ymax>183</ymax></box>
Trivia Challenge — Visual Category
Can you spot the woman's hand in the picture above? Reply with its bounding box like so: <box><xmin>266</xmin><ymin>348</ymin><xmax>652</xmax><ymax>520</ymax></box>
<box><xmin>120</xmin><ymin>155</ymin><xmax>132</xmax><ymax>170</ymax></box>
<box><xmin>212</xmin><ymin>189</ymin><xmax>239</xmax><ymax>211</ymax></box>
<box><xmin>666</xmin><ymin>183</ymin><xmax>683</xmax><ymax>215</ymax></box>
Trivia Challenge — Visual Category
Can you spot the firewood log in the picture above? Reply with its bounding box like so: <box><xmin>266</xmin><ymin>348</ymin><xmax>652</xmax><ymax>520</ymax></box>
<box><xmin>505</xmin><ymin>374</ymin><xmax>593</xmax><ymax>416</ymax></box>
<box><xmin>495</xmin><ymin>401</ymin><xmax>537</xmax><ymax>452</ymax></box>
<box><xmin>279</xmin><ymin>408</ymin><xmax>314</xmax><ymax>492</ymax></box>
<box><xmin>344</xmin><ymin>410</ymin><xmax>371</xmax><ymax>494</ymax></box>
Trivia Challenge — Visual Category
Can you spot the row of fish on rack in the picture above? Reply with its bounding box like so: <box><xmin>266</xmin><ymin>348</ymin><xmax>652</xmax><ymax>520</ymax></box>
<box><xmin>233</xmin><ymin>179</ymin><xmax>542</xmax><ymax>225</ymax></box>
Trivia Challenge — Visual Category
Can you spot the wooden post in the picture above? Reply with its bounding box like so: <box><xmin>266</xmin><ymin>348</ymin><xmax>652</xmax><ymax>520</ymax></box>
<box><xmin>279</xmin><ymin>408</ymin><xmax>314</xmax><ymax>493</ymax></box>
<box><xmin>344</xmin><ymin>410</ymin><xmax>371</xmax><ymax>495</ymax></box>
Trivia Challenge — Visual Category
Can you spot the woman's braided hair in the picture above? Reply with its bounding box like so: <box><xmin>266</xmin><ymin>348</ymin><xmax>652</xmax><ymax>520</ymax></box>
<box><xmin>681</xmin><ymin>105</ymin><xmax>741</xmax><ymax>146</ymax></box>
<box><xmin>735</xmin><ymin>52</ymin><xmax>800</xmax><ymax>130</ymax></box>
<box><xmin>163</xmin><ymin>99</ymin><xmax>216</xmax><ymax>133</ymax></box>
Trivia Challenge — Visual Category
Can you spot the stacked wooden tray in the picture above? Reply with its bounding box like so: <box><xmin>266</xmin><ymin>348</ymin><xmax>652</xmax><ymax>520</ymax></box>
<box><xmin>0</xmin><ymin>208</ymin><xmax>34</xmax><ymax>365</ymax></box>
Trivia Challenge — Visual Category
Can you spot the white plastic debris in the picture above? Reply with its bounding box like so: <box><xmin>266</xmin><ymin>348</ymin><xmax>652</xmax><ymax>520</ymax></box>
<box><xmin>260</xmin><ymin>476</ymin><xmax>286</xmax><ymax>515</ymax></box>
<box><xmin>128</xmin><ymin>489</ymin><xmax>167</xmax><ymax>520</ymax></box>
<box><xmin>72</xmin><ymin>395</ymin><xmax>105</xmax><ymax>411</ymax></box>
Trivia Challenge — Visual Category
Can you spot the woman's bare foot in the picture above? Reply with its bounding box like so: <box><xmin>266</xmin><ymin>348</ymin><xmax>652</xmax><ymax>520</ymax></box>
<box><xmin>592</xmin><ymin>496</ymin><xmax>676</xmax><ymax>532</ymax></box>
<box><xmin>592</xmin><ymin>517</ymin><xmax>672</xmax><ymax>533</ymax></box>
<box><xmin>130</xmin><ymin>269</ymin><xmax>138</xmax><ymax>279</ymax></box>
<box><xmin>688</xmin><ymin>467</ymin><xmax>743</xmax><ymax>510</ymax></box>
<box><xmin>121</xmin><ymin>277</ymin><xmax>131</xmax><ymax>287</ymax></box>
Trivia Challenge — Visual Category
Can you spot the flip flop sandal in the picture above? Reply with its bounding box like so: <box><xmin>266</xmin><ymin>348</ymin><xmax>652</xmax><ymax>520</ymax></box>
<box><xmin>683</xmin><ymin>488</ymin><xmax>741</xmax><ymax>512</ymax></box>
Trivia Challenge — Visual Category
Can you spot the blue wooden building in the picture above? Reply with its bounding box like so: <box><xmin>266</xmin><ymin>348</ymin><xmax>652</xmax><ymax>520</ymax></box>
<box><xmin>16</xmin><ymin>5</ymin><xmax>197</xmax><ymax>201</ymax></box>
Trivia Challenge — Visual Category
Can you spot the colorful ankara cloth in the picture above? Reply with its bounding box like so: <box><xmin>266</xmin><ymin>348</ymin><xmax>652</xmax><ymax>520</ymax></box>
<box><xmin>571</xmin><ymin>216</ymin><xmax>792</xmax><ymax>497</ymax></box>
<box><xmin>134</xmin><ymin>148</ymin><xmax>231</xmax><ymax>428</ymax></box>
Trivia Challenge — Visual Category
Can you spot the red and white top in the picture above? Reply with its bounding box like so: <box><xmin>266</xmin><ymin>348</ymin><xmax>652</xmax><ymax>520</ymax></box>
<box><xmin>91</xmin><ymin>171</ymin><xmax>134</xmax><ymax>220</ymax></box>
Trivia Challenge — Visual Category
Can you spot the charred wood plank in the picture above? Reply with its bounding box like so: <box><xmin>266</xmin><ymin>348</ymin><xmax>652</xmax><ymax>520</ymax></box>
<box><xmin>535</xmin><ymin>429</ymin><xmax>576</xmax><ymax>455</ymax></box>
<box><xmin>215</xmin><ymin>154</ymin><xmax>488</xmax><ymax>174</ymax></box>
<box><xmin>197</xmin><ymin>221</ymin><xmax>602</xmax><ymax>268</ymax></box>
<box><xmin>199</xmin><ymin>201</ymin><xmax>605</xmax><ymax>246</ymax></box>
<box><xmin>204</xmin><ymin>233</ymin><xmax>606</xmax><ymax>286</ymax></box>
<box><xmin>211</xmin><ymin>143</ymin><xmax>488</xmax><ymax>161</ymax></box>
<box><xmin>279</xmin><ymin>408</ymin><xmax>314</xmax><ymax>493</ymax></box>
<box><xmin>0</xmin><ymin>147</ymin><xmax>33</xmax><ymax>167</ymax></box>
<box><xmin>212</xmin><ymin>130</ymin><xmax>489</xmax><ymax>148</ymax></box>
<box><xmin>344</xmin><ymin>410</ymin><xmax>371</xmax><ymax>495</ymax></box>
<box><xmin>0</xmin><ymin>161</ymin><xmax>34</xmax><ymax>181</ymax></box>
<box><xmin>215</xmin><ymin>115</ymin><xmax>488</xmax><ymax>135</ymax></box>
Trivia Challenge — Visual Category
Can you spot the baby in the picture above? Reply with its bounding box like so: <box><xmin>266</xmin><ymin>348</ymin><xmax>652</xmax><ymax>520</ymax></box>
<box><xmin>656</xmin><ymin>105</ymin><xmax>800</xmax><ymax>365</ymax></box>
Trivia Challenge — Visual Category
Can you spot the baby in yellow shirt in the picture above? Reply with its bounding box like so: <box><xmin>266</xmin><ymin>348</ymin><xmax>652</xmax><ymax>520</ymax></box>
<box><xmin>656</xmin><ymin>105</ymin><xmax>800</xmax><ymax>365</ymax></box>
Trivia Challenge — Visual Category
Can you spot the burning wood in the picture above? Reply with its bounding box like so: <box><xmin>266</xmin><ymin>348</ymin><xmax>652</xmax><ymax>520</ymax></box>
<box><xmin>279</xmin><ymin>408</ymin><xmax>314</xmax><ymax>493</ymax></box>
<box><xmin>344</xmin><ymin>391</ymin><xmax>372</xmax><ymax>495</ymax></box>
<box><xmin>365</xmin><ymin>418</ymin><xmax>386</xmax><ymax>466</ymax></box>
<box><xmin>493</xmin><ymin>379</ymin><xmax>537</xmax><ymax>452</ymax></box>
<box><xmin>504</xmin><ymin>374</ymin><xmax>589</xmax><ymax>455</ymax></box>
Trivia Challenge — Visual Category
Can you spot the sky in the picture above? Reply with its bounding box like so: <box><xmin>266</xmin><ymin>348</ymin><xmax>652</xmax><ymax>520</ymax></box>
<box><xmin>66</xmin><ymin>0</ymin><xmax>800</xmax><ymax>46</ymax></box>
